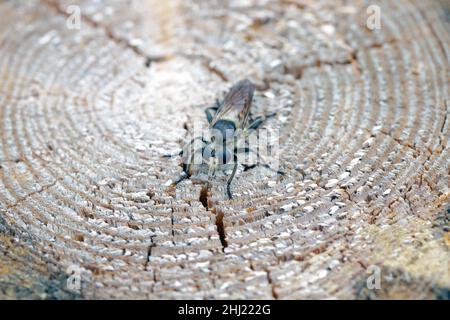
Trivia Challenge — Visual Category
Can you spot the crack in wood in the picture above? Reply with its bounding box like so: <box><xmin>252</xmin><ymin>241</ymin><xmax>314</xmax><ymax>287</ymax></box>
<box><xmin>265</xmin><ymin>268</ymin><xmax>278</xmax><ymax>299</ymax></box>
<box><xmin>197</xmin><ymin>186</ymin><xmax>229</xmax><ymax>251</ymax></box>
<box><xmin>214</xmin><ymin>209</ymin><xmax>228</xmax><ymax>251</ymax></box>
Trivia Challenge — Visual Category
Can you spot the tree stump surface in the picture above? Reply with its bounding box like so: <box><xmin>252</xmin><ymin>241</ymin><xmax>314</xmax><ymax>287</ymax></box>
<box><xmin>0</xmin><ymin>0</ymin><xmax>449</xmax><ymax>299</ymax></box>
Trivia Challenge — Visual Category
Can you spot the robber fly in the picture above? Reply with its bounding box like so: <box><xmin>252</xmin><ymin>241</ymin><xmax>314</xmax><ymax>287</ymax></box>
<box><xmin>166</xmin><ymin>79</ymin><xmax>280</xmax><ymax>199</ymax></box>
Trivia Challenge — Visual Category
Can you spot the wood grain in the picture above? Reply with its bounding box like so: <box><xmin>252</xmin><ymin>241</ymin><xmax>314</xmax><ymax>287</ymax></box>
<box><xmin>0</xmin><ymin>0</ymin><xmax>448</xmax><ymax>299</ymax></box>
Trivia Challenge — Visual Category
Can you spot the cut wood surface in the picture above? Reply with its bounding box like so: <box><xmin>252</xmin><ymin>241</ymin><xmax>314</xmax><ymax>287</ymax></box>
<box><xmin>0</xmin><ymin>0</ymin><xmax>449</xmax><ymax>299</ymax></box>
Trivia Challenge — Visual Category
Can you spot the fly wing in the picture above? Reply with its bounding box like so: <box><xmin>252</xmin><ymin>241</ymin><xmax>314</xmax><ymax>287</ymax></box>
<box><xmin>211</xmin><ymin>79</ymin><xmax>255</xmax><ymax>129</ymax></box>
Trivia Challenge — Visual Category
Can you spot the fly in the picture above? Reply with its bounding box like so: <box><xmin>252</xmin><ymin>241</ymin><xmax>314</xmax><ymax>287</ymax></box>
<box><xmin>165</xmin><ymin>79</ymin><xmax>282</xmax><ymax>199</ymax></box>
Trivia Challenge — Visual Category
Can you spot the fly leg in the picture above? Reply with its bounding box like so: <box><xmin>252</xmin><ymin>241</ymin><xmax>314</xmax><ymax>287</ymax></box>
<box><xmin>241</xmin><ymin>146</ymin><xmax>285</xmax><ymax>175</ymax></box>
<box><xmin>168</xmin><ymin>139</ymin><xmax>207</xmax><ymax>188</ymax></box>
<box><xmin>162</xmin><ymin>149</ymin><xmax>184</xmax><ymax>158</ymax></box>
<box><xmin>170</xmin><ymin>161</ymin><xmax>192</xmax><ymax>188</ymax></box>
<box><xmin>226</xmin><ymin>136</ymin><xmax>239</xmax><ymax>199</ymax></box>
<box><xmin>247</xmin><ymin>112</ymin><xmax>277</xmax><ymax>132</ymax></box>
<box><xmin>226</xmin><ymin>163</ymin><xmax>238</xmax><ymax>199</ymax></box>
<box><xmin>242</xmin><ymin>162</ymin><xmax>284</xmax><ymax>175</ymax></box>
<box><xmin>172</xmin><ymin>172</ymin><xmax>189</xmax><ymax>186</ymax></box>
<box><xmin>173</xmin><ymin>162</ymin><xmax>191</xmax><ymax>184</ymax></box>
<box><xmin>247</xmin><ymin>116</ymin><xmax>264</xmax><ymax>131</ymax></box>
<box><xmin>162</xmin><ymin>136</ymin><xmax>207</xmax><ymax>158</ymax></box>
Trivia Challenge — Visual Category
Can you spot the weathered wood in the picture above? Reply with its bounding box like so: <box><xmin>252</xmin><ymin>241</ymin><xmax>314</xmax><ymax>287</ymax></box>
<box><xmin>0</xmin><ymin>0</ymin><xmax>449</xmax><ymax>299</ymax></box>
